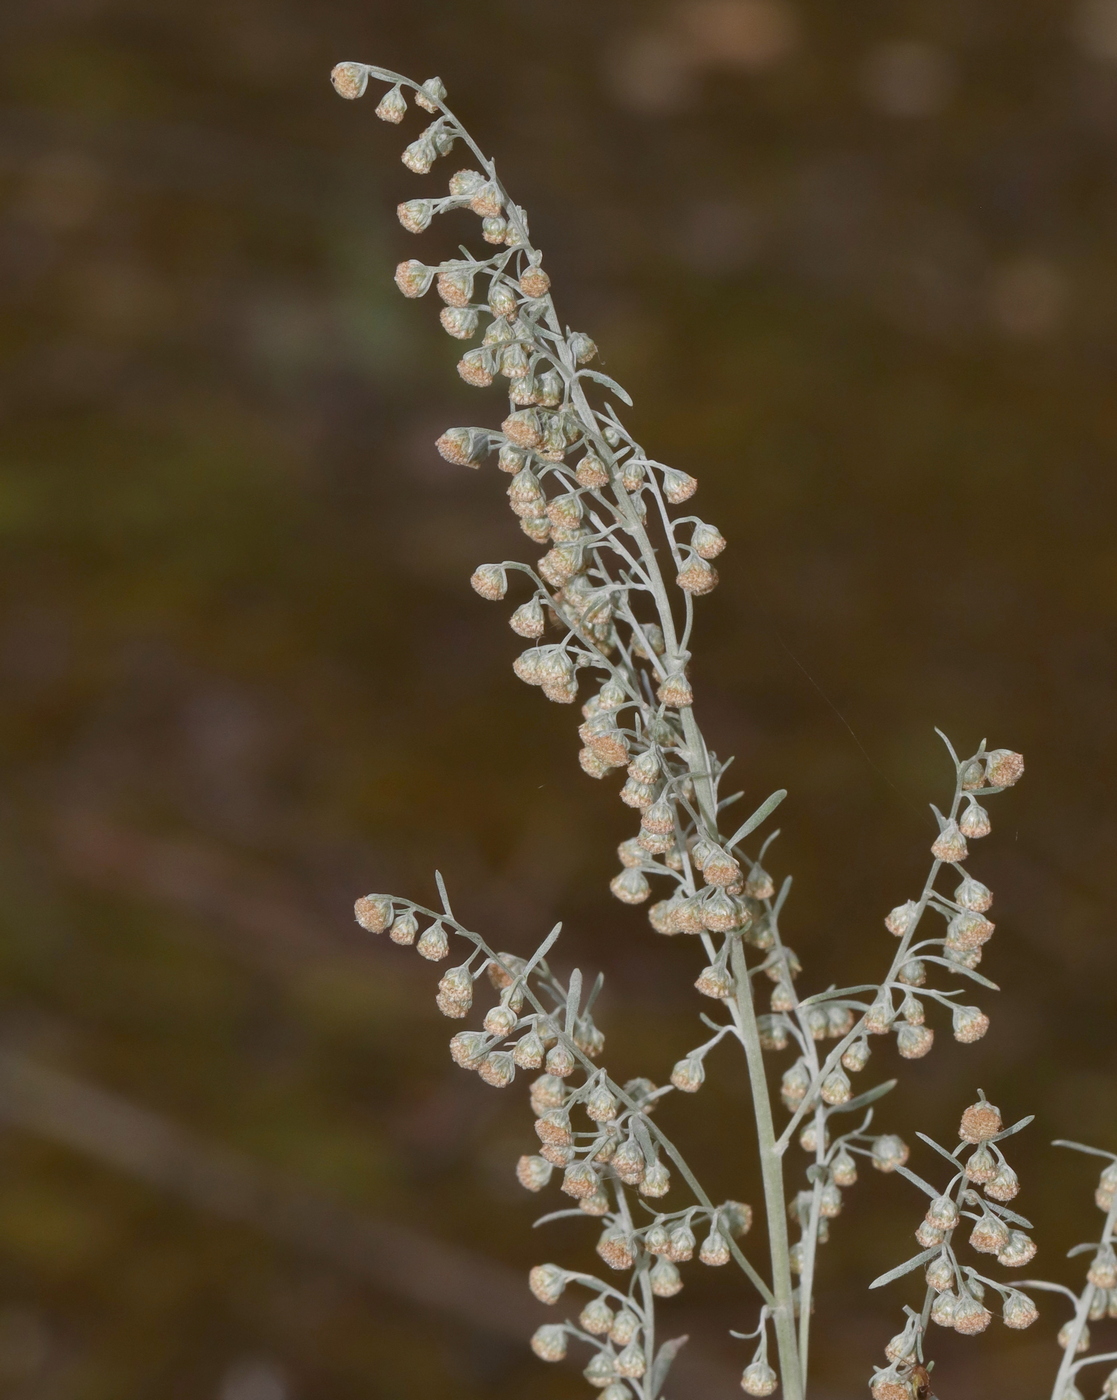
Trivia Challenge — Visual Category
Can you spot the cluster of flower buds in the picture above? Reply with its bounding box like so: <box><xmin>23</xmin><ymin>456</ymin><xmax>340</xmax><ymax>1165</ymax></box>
<box><xmin>870</xmin><ymin>1097</ymin><xmax>1041</xmax><ymax>1398</ymax></box>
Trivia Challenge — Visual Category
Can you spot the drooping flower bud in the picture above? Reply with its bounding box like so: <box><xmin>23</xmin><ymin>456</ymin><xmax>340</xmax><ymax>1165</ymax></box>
<box><xmin>741</xmin><ymin>1361</ymin><xmax>778</xmax><ymax>1395</ymax></box>
<box><xmin>695</xmin><ymin>964</ymin><xmax>734</xmax><ymax>999</ymax></box>
<box><xmin>952</xmin><ymin>1005</ymin><xmax>989</xmax><ymax>1043</ymax></box>
<box><xmin>931</xmin><ymin>1290</ymin><xmax>957</xmax><ymax>1327</ymax></box>
<box><xmin>780</xmin><ymin>1061</ymin><xmax>811</xmax><ymax>1109</ymax></box>
<box><xmin>658</xmin><ymin>672</ymin><xmax>694</xmax><ymax>707</ymax></box>
<box><xmin>832</xmin><ymin>1149</ymin><xmax>858</xmax><ymax>1187</ymax></box>
<box><xmin>1058</xmin><ymin>1320</ymin><xmax>1091</xmax><ymax>1352</ymax></box>
<box><xmin>969</xmin><ymin>1212</ymin><xmax>1010</xmax><ymax>1254</ymax></box>
<box><xmin>821</xmin><ymin>1068</ymin><xmax>852</xmax><ymax>1105</ymax></box>
<box><xmin>529</xmin><ymin>1263</ymin><xmax>566</xmax><ymax>1303</ymax></box>
<box><xmin>985</xmin><ymin>748</ymin><xmax>1024</xmax><ymax>786</ymax></box>
<box><xmin>953</xmin><ymin>1292</ymin><xmax>992</xmax><ymax>1334</ymax></box>
<box><xmin>354</xmin><ymin>894</ymin><xmax>392</xmax><ymax>933</ymax></box>
<box><xmin>330</xmin><ymin>62</ymin><xmax>368</xmax><ymax>99</ymax></box>
<box><xmin>562</xmin><ymin>1160</ymin><xmax>601</xmax><ymax>1199</ymax></box>
<box><xmin>959</xmin><ymin>799</ymin><xmax>991</xmax><ymax>839</ymax></box>
<box><xmin>926</xmin><ymin>1254</ymin><xmax>954</xmax><ymax>1291</ymax></box>
<box><xmin>671</xmin><ymin>1056</ymin><xmax>705</xmax><ymax>1092</ymax></box>
<box><xmin>676</xmin><ymin>557</ymin><xmax>718</xmax><ymax>595</ymax></box>
<box><xmin>476</xmin><ymin>1051</ymin><xmax>515</xmax><ymax>1087</ymax></box>
<box><xmin>884</xmin><ymin>899</ymin><xmax>920</xmax><ymax>936</ymax></box>
<box><xmin>596</xmin><ymin>1225</ymin><xmax>636</xmax><ymax>1270</ymax></box>
<box><xmin>650</xmin><ymin>1257</ymin><xmax>683</xmax><ymax>1296</ymax></box>
<box><xmin>842</xmin><ymin>1039</ymin><xmax>870</xmax><ymax>1073</ymax></box>
<box><xmin>1097</xmin><ymin>1163</ymin><xmax>1117</xmax><ymax>1211</ymax></box>
<box><xmin>897</xmin><ymin>1023</ymin><xmax>934</xmax><ymax>1059</ymax></box>
<box><xmin>397</xmin><ymin>198</ymin><xmax>434</xmax><ymax>234</ymax></box>
<box><xmin>516</xmin><ymin>1154</ymin><xmax>553</xmax><ymax>1191</ymax></box>
<box><xmin>954</xmin><ymin>877</ymin><xmax>993</xmax><ymax>911</ymax></box>
<box><xmin>375</xmin><ymin>83</ymin><xmax>408</xmax><ymax>121</ymax></box>
<box><xmin>614</xmin><ymin>1342</ymin><xmax>646</xmax><ymax>1379</ymax></box>
<box><xmin>959</xmin><ymin>1097</ymin><xmax>1002</xmax><ymax>1143</ymax></box>
<box><xmin>964</xmin><ymin>1144</ymin><xmax>996</xmax><ymax>1183</ymax></box>
<box><xmin>662</xmin><ymin>467</ymin><xmax>697</xmax><ymax>503</ymax></box>
<box><xmin>401</xmin><ymin>134</ymin><xmax>438</xmax><ymax>175</ymax></box>
<box><xmin>1088</xmin><ymin>1244</ymin><xmax>1117</xmax><ymax>1289</ymax></box>
<box><xmin>611</xmin><ymin>1137</ymin><xmax>646</xmax><ymax>1186</ymax></box>
<box><xmin>931</xmin><ymin>820</ymin><xmax>968</xmax><ymax>863</ymax></box>
<box><xmin>640</xmin><ymin>1160</ymin><xmax>671</xmax><ymax>1197</ymax></box>
<box><xmin>389</xmin><ymin>912</ymin><xmax>417</xmax><ymax>945</ymax></box>
<box><xmin>1002</xmin><ymin>1290</ymin><xmax>1039</xmax><ymax>1328</ymax></box>
<box><xmin>997</xmin><ymin>1230</ymin><xmax>1037</xmax><ymax>1267</ymax></box>
<box><xmin>699</xmin><ymin>1224</ymin><xmax>730</xmax><ymax>1266</ymax></box>
<box><xmin>985</xmin><ymin>1163</ymin><xmax>1019</xmax><ymax>1201</ymax></box>
<box><xmin>610</xmin><ymin>867</ymin><xmax>651</xmax><ymax>905</ymax></box>
<box><xmin>916</xmin><ymin>1219</ymin><xmax>945</xmax><ymax>1248</ymax></box>
<box><xmin>436</xmin><ymin>426</ymin><xmax>489</xmax><ymax>467</ymax></box>
<box><xmin>871</xmin><ymin>1135</ymin><xmax>909</xmax><ymax>1172</ymax></box>
<box><xmin>394</xmin><ymin>259</ymin><xmax>435</xmax><ymax>298</ymax></box>
<box><xmin>416</xmin><ymin>924</ymin><xmax>450</xmax><ymax>960</ymax></box>
<box><xmin>415</xmin><ymin>76</ymin><xmax>447</xmax><ymax>111</ymax></box>
<box><xmin>520</xmin><ymin>263</ymin><xmax>551</xmax><ymax>298</ymax></box>
<box><xmin>580</xmin><ymin>1297</ymin><xmax>614</xmax><ymax>1334</ymax></box>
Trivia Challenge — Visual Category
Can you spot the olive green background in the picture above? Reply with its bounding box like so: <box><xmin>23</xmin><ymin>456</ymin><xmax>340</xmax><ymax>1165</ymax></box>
<box><xmin>0</xmin><ymin>1</ymin><xmax>1115</xmax><ymax>1397</ymax></box>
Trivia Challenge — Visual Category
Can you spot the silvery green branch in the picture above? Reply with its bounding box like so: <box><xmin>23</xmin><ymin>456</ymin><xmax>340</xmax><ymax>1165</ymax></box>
<box><xmin>328</xmin><ymin>57</ymin><xmax>1110</xmax><ymax>1400</ymax></box>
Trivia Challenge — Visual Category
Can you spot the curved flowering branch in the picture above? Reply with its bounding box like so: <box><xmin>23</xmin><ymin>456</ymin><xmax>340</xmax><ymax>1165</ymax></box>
<box><xmin>330</xmin><ymin>58</ymin><xmax>1031</xmax><ymax>1400</ymax></box>
<box><xmin>352</xmin><ymin>882</ymin><xmax>763</xmax><ymax>1398</ymax></box>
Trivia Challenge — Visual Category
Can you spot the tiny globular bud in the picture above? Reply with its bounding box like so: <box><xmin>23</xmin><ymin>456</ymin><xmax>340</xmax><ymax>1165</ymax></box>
<box><xmin>389</xmin><ymin>911</ymin><xmax>417</xmax><ymax>945</ymax></box>
<box><xmin>570</xmin><ymin>332</ymin><xmax>597</xmax><ymax>363</ymax></box>
<box><xmin>692</xmin><ymin>522</ymin><xmax>726</xmax><ymax>558</ymax></box>
<box><xmin>482</xmin><ymin>216</ymin><xmax>507</xmax><ymax>243</ymax></box>
<box><xmin>842</xmin><ymin>1039</ymin><xmax>871</xmax><ymax>1073</ymax></box>
<box><xmin>440</xmin><ymin>306</ymin><xmax>479</xmax><ymax>339</ymax></box>
<box><xmin>611</xmin><ymin>1137</ymin><xmax>646</xmax><ymax>1186</ymax></box>
<box><xmin>457</xmin><ymin>347</ymin><xmax>492</xmax><ymax>387</ymax></box>
<box><xmin>330</xmin><ymin>62</ymin><xmax>368</xmax><ymax>99</ymax></box>
<box><xmin>668</xmin><ymin>1224</ymin><xmax>696</xmax><ymax>1261</ymax></box>
<box><xmin>865</xmin><ymin>994</ymin><xmax>895</xmax><ymax>1035</ymax></box>
<box><xmin>584</xmin><ymin>1352</ymin><xmax>617</xmax><ymax>1388</ymax></box>
<box><xmin>1104</xmin><ymin>1370</ymin><xmax>1117</xmax><ymax>1400</ymax></box>
<box><xmin>926</xmin><ymin>1254</ymin><xmax>954</xmax><ymax>1292</ymax></box>
<box><xmin>932</xmin><ymin>819</ymin><xmax>968</xmax><ymax>863</ymax></box>
<box><xmin>985</xmin><ymin>1163</ymin><xmax>1019</xmax><ymax>1202</ymax></box>
<box><xmin>819</xmin><ymin>1182</ymin><xmax>843</xmax><ymax>1218</ymax></box>
<box><xmin>821</xmin><ymin>1069</ymin><xmax>852</xmax><ymax>1105</ymax></box>
<box><xmin>985</xmin><ymin>748</ymin><xmax>1024</xmax><ymax>787</ymax></box>
<box><xmin>650</xmin><ymin>1257</ymin><xmax>683</xmax><ymax>1296</ymax></box>
<box><xmin>1088</xmin><ymin>1244</ymin><xmax>1117</xmax><ymax>1289</ymax></box>
<box><xmin>546</xmin><ymin>1042</ymin><xmax>576</xmax><ymax>1077</ymax></box>
<box><xmin>959</xmin><ymin>799</ymin><xmax>991</xmax><ymax>839</ymax></box>
<box><xmin>530</xmin><ymin>1071</ymin><xmax>566</xmax><ymax>1110</ymax></box>
<box><xmin>722</xmin><ymin>1201</ymin><xmax>753</xmax><ymax>1237</ymax></box>
<box><xmin>916</xmin><ymin>1219</ymin><xmax>945</xmax><ymax>1248</ymax></box>
<box><xmin>510</xmin><ymin>598</ymin><xmax>545</xmax><ymax>638</ymax></box>
<box><xmin>596</xmin><ymin>1225</ymin><xmax>636</xmax><ymax>1271</ymax></box>
<box><xmin>997</xmin><ymin>1230</ymin><xmax>1037</xmax><ymax>1267</ymax></box>
<box><xmin>470</xmin><ymin>564</ymin><xmax>507</xmax><ymax>600</ymax></box>
<box><xmin>799</xmin><ymin>1122</ymin><xmax>829</xmax><ymax>1153</ymax></box>
<box><xmin>1058</xmin><ymin>1321</ymin><xmax>1091</xmax><ymax>1353</ymax></box>
<box><xmin>614</xmin><ymin>1342</ymin><xmax>646</xmax><ymax>1379</ymax></box>
<box><xmin>931</xmin><ymin>1290</ymin><xmax>957</xmax><ymax>1328</ymax></box>
<box><xmin>401</xmin><ymin>134</ymin><xmax>438</xmax><ymax>175</ymax></box>
<box><xmin>354</xmin><ymin>894</ymin><xmax>392</xmax><ymax>933</ymax></box>
<box><xmin>584</xmin><ymin>1082</ymin><xmax>618</xmax><ymax>1122</ymax></box>
<box><xmin>671</xmin><ymin>1056</ymin><xmax>705</xmax><ymax>1092</ymax></box>
<box><xmin>897</xmin><ymin>959</ymin><xmax>926</xmax><ymax>986</ymax></box>
<box><xmin>437</xmin><ymin>267</ymin><xmax>474</xmax><ymax>307</ymax></box>
<box><xmin>662</xmin><ymin>467</ymin><xmax>698</xmax><ymax>503</ymax></box>
<box><xmin>580</xmin><ymin>1297</ymin><xmax>614</xmax><ymax>1334</ymax></box>
<box><xmin>530</xmin><ymin>1323</ymin><xmax>567</xmax><ymax>1362</ymax></box>
<box><xmin>871</xmin><ymin>1369</ymin><xmax>911</xmax><ymax>1400</ymax></box>
<box><xmin>576</xmin><ymin>452</ymin><xmax>609</xmax><ymax>487</ymax></box>
<box><xmin>1002</xmin><ymin>1290</ymin><xmax>1039</xmax><ymax>1328</ymax></box>
<box><xmin>436</xmin><ymin>426</ymin><xmax>489</xmax><ymax>467</ymax></box>
<box><xmin>470</xmin><ymin>181</ymin><xmax>504</xmax><ymax>218</ymax></box>
<box><xmin>520</xmin><ymin>263</ymin><xmax>551</xmax><ymax>298</ymax></box>
<box><xmin>965</xmin><ymin>1144</ymin><xmax>996</xmax><ymax>1184</ymax></box>
<box><xmin>416</xmin><ymin>924</ymin><xmax>450</xmax><ymax>960</ymax></box>
<box><xmin>884</xmin><ymin>899</ymin><xmax>920</xmax><ymax>937</ymax></box>
<box><xmin>832</xmin><ymin>1149</ymin><xmax>858</xmax><ymax>1187</ymax></box>
<box><xmin>415</xmin><ymin>76</ymin><xmax>447</xmax><ymax>112</ymax></box>
<box><xmin>449</xmin><ymin>1030</ymin><xmax>486</xmax><ymax>1068</ymax></box>
<box><xmin>483</xmin><ymin>1002</ymin><xmax>517</xmax><ymax>1037</ymax></box>
<box><xmin>394</xmin><ymin>259</ymin><xmax>434</xmax><ymax>298</ymax></box>
<box><xmin>969</xmin><ymin>1212</ymin><xmax>1010</xmax><ymax>1254</ymax></box>
<box><xmin>645</xmin><ymin>1223</ymin><xmax>671</xmax><ymax>1255</ymax></box>
<box><xmin>699</xmin><ymin>1224</ymin><xmax>730</xmax><ymax>1266</ymax></box>
<box><xmin>562</xmin><ymin>1160</ymin><xmax>601</xmax><ymax>1199</ymax></box>
<box><xmin>640</xmin><ymin>1160</ymin><xmax>671</xmax><ymax>1198</ymax></box>
<box><xmin>960</xmin><ymin>758</ymin><xmax>985</xmax><ymax>789</ymax></box>
<box><xmin>516</xmin><ymin>1154</ymin><xmax>553</xmax><ymax>1191</ymax></box>
<box><xmin>953</xmin><ymin>1292</ymin><xmax>992</xmax><ymax>1334</ymax></box>
<box><xmin>955</xmin><ymin>877</ymin><xmax>993</xmax><ymax>912</ymax></box>
<box><xmin>488</xmin><ymin>279</ymin><xmax>519</xmax><ymax>319</ymax></box>
<box><xmin>448</xmin><ymin>169</ymin><xmax>485</xmax><ymax>198</ymax></box>
<box><xmin>952</xmin><ymin>1005</ymin><xmax>989</xmax><ymax>1044</ymax></box>
<box><xmin>476</xmin><ymin>1050</ymin><xmax>515</xmax><ymax>1087</ymax></box>
<box><xmin>926</xmin><ymin>1195</ymin><xmax>960</xmax><ymax>1230</ymax></box>
<box><xmin>740</xmin><ymin>1361</ymin><xmax>778</xmax><ymax>1396</ymax></box>
<box><xmin>897</xmin><ymin>1023</ymin><xmax>934</xmax><ymax>1059</ymax></box>
<box><xmin>871</xmin><ymin>1135</ymin><xmax>909</xmax><ymax>1172</ymax></box>
<box><xmin>780</xmin><ymin>1061</ymin><xmax>810</xmax><ymax>1110</ymax></box>
<box><xmin>610</xmin><ymin>867</ymin><xmax>650</xmax><ymax>905</ymax></box>
<box><xmin>528</xmin><ymin>1263</ymin><xmax>566</xmax><ymax>1304</ymax></box>
<box><xmin>676</xmin><ymin>556</ymin><xmax>718</xmax><ymax>595</ymax></box>
<box><xmin>959</xmin><ymin>1098</ymin><xmax>1003</xmax><ymax>1143</ymax></box>
<box><xmin>397</xmin><ymin>198</ymin><xmax>433</xmax><ymax>234</ymax></box>
<box><xmin>695</xmin><ymin>964</ymin><xmax>734</xmax><ymax>999</ymax></box>
<box><xmin>436</xmin><ymin>965</ymin><xmax>472</xmax><ymax>1014</ymax></box>
<box><xmin>658</xmin><ymin>672</ymin><xmax>694</xmax><ymax>708</ymax></box>
<box><xmin>375</xmin><ymin>83</ymin><xmax>408</xmax><ymax>121</ymax></box>
<box><xmin>946</xmin><ymin>911</ymin><xmax>995</xmax><ymax>951</ymax></box>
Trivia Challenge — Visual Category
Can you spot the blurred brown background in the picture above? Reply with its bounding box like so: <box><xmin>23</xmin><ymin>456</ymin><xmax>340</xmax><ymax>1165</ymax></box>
<box><xmin>0</xmin><ymin>0</ymin><xmax>1115</xmax><ymax>1397</ymax></box>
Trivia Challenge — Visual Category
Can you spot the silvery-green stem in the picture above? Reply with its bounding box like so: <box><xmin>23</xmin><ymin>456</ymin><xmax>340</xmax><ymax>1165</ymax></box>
<box><xmin>731</xmin><ymin>935</ymin><xmax>804</xmax><ymax>1400</ymax></box>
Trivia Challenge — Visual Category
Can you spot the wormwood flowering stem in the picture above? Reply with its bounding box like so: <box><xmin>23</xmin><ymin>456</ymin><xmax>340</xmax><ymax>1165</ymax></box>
<box><xmin>731</xmin><ymin>934</ymin><xmax>804</xmax><ymax>1400</ymax></box>
<box><xmin>328</xmin><ymin>56</ymin><xmax>1075</xmax><ymax>1400</ymax></box>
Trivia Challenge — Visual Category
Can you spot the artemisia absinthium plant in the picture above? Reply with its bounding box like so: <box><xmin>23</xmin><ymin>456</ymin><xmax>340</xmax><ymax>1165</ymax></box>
<box><xmin>329</xmin><ymin>58</ymin><xmax>1108</xmax><ymax>1400</ymax></box>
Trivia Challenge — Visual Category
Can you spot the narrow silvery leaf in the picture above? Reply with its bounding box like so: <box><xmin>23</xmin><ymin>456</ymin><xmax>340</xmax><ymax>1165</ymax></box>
<box><xmin>727</xmin><ymin>790</ymin><xmax>788</xmax><ymax>849</ymax></box>
<box><xmin>828</xmin><ymin>1080</ymin><xmax>897</xmax><ymax>1115</ymax></box>
<box><xmin>578</xmin><ymin>369</ymin><xmax>634</xmax><ymax>406</ymax></box>
<box><xmin>649</xmin><ymin>1336</ymin><xmax>689</xmax><ymax>1395</ymax></box>
<box><xmin>870</xmin><ymin>1246</ymin><xmax>941</xmax><ymax>1290</ymax></box>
